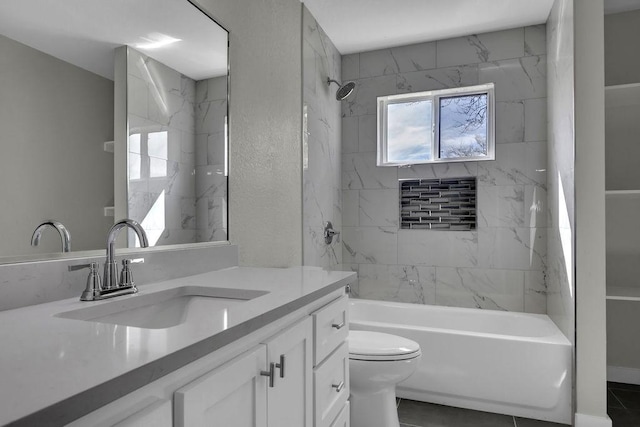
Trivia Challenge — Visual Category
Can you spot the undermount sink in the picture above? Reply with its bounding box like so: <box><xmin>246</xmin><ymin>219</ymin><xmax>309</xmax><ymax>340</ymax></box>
<box><xmin>55</xmin><ymin>286</ymin><xmax>268</xmax><ymax>329</ymax></box>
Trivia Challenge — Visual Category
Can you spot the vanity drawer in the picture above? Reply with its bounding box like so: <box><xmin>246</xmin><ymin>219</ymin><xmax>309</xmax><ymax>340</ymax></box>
<box><xmin>314</xmin><ymin>342</ymin><xmax>349</xmax><ymax>427</ymax></box>
<box><xmin>329</xmin><ymin>401</ymin><xmax>350</xmax><ymax>427</ymax></box>
<box><xmin>313</xmin><ymin>294</ymin><xmax>348</xmax><ymax>365</ymax></box>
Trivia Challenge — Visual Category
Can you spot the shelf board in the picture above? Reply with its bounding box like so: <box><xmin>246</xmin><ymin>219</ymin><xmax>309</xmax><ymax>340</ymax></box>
<box><xmin>607</xmin><ymin>286</ymin><xmax>640</xmax><ymax>301</ymax></box>
<box><xmin>605</xmin><ymin>190</ymin><xmax>640</xmax><ymax>197</ymax></box>
<box><xmin>606</xmin><ymin>83</ymin><xmax>640</xmax><ymax>108</ymax></box>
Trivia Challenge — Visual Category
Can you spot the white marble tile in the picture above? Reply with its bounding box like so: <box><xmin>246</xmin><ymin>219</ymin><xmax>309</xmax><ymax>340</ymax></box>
<box><xmin>523</xmin><ymin>141</ymin><xmax>547</xmax><ymax>187</ymax></box>
<box><xmin>342</xmin><ymin>54</ymin><xmax>360</xmax><ymax>81</ymax></box>
<box><xmin>397</xmin><ymin>162</ymin><xmax>478</xmax><ymax>180</ymax></box>
<box><xmin>396</xmin><ymin>65</ymin><xmax>479</xmax><ymax>93</ymax></box>
<box><xmin>524</xmin><ymin>269</ymin><xmax>546</xmax><ymax>314</ymax></box>
<box><xmin>342</xmin><ymin>190</ymin><xmax>359</xmax><ymax>227</ymax></box>
<box><xmin>524</xmin><ymin>25</ymin><xmax>547</xmax><ymax>57</ymax></box>
<box><xmin>524</xmin><ymin>98</ymin><xmax>547</xmax><ymax>142</ymax></box>
<box><xmin>358</xmin><ymin>114</ymin><xmax>377</xmax><ymax>153</ymax></box>
<box><xmin>127</xmin><ymin>75</ymin><xmax>148</xmax><ymax>119</ymax></box>
<box><xmin>478</xmin><ymin>142</ymin><xmax>546</xmax><ymax>188</ymax></box>
<box><xmin>525</xmin><ymin>185</ymin><xmax>547</xmax><ymax>228</ymax></box>
<box><xmin>435</xmin><ymin>267</ymin><xmax>525</xmax><ymax>311</ymax></box>
<box><xmin>359</xmin><ymin>42</ymin><xmax>436</xmax><ymax>78</ymax></box>
<box><xmin>392</xmin><ymin>42</ymin><xmax>437</xmax><ymax>73</ymax></box>
<box><xmin>303</xmin><ymin>226</ymin><xmax>342</xmax><ymax>269</ymax></box>
<box><xmin>359</xmin><ymin>49</ymin><xmax>400</xmax><ymax>78</ymax></box>
<box><xmin>303</xmin><ymin>40</ymin><xmax>317</xmax><ymax>94</ymax></box>
<box><xmin>342</xmin><ymin>116</ymin><xmax>359</xmax><ymax>154</ymax></box>
<box><xmin>359</xmin><ymin>189</ymin><xmax>399</xmax><ymax>227</ymax></box>
<box><xmin>207</xmin><ymin>76</ymin><xmax>227</xmax><ymax>101</ymax></box>
<box><xmin>479</xmin><ymin>56</ymin><xmax>547</xmax><ymax>101</ymax></box>
<box><xmin>496</xmin><ymin>101</ymin><xmax>524</xmax><ymax>143</ymax></box>
<box><xmin>342</xmin><ymin>226</ymin><xmax>398</xmax><ymax>265</ymax></box>
<box><xmin>477</xmin><ymin>185</ymin><xmax>525</xmax><ymax>228</ymax></box>
<box><xmin>342</xmin><ymin>152</ymin><xmax>398</xmax><ymax>190</ymax></box>
<box><xmin>358</xmin><ymin>264</ymin><xmax>436</xmax><ymax>304</ymax></box>
<box><xmin>206</xmin><ymin>131</ymin><xmax>226</xmax><ymax>166</ymax></box>
<box><xmin>478</xmin><ymin>226</ymin><xmax>546</xmax><ymax>271</ymax></box>
<box><xmin>342</xmin><ymin>75</ymin><xmax>397</xmax><ymax>117</ymax></box>
<box><xmin>436</xmin><ymin>28</ymin><xmax>525</xmax><ymax>68</ymax></box>
<box><xmin>397</xmin><ymin>229</ymin><xmax>478</xmax><ymax>268</ymax></box>
<box><xmin>195</xmin><ymin>134</ymin><xmax>207</xmax><ymax>167</ymax></box>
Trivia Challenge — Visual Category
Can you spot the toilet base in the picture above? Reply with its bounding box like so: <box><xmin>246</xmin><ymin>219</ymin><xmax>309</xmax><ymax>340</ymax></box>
<box><xmin>350</xmin><ymin>387</ymin><xmax>399</xmax><ymax>427</ymax></box>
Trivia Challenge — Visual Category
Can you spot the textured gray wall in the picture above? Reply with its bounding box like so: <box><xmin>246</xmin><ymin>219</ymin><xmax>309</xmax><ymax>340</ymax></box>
<box><xmin>194</xmin><ymin>0</ymin><xmax>303</xmax><ymax>268</ymax></box>
<box><xmin>0</xmin><ymin>34</ymin><xmax>114</xmax><ymax>257</ymax></box>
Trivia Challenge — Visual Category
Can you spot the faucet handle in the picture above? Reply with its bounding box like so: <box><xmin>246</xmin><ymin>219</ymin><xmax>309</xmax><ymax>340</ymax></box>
<box><xmin>119</xmin><ymin>258</ymin><xmax>144</xmax><ymax>288</ymax></box>
<box><xmin>68</xmin><ymin>262</ymin><xmax>102</xmax><ymax>301</ymax></box>
<box><xmin>68</xmin><ymin>262</ymin><xmax>99</xmax><ymax>272</ymax></box>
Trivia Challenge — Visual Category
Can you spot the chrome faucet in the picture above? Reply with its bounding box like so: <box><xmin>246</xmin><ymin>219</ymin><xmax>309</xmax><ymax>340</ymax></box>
<box><xmin>31</xmin><ymin>220</ymin><xmax>71</xmax><ymax>252</ymax></box>
<box><xmin>68</xmin><ymin>219</ymin><xmax>149</xmax><ymax>301</ymax></box>
<box><xmin>104</xmin><ymin>219</ymin><xmax>149</xmax><ymax>291</ymax></box>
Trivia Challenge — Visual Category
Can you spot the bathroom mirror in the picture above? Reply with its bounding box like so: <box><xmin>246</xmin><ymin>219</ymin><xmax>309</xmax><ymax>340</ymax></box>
<box><xmin>0</xmin><ymin>0</ymin><xmax>228</xmax><ymax>260</ymax></box>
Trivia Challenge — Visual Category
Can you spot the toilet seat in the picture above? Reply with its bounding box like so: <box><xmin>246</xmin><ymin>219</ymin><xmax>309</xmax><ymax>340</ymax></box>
<box><xmin>348</xmin><ymin>330</ymin><xmax>421</xmax><ymax>361</ymax></box>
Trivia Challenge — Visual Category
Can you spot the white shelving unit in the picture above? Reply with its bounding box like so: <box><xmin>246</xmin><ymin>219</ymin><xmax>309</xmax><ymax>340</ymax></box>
<box><xmin>605</xmin><ymin>83</ymin><xmax>640</xmax><ymax>301</ymax></box>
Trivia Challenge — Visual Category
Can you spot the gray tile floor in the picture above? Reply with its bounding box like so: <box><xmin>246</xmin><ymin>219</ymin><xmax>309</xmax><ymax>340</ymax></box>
<box><xmin>397</xmin><ymin>382</ymin><xmax>640</xmax><ymax>426</ymax></box>
<box><xmin>608</xmin><ymin>381</ymin><xmax>640</xmax><ymax>426</ymax></box>
<box><xmin>397</xmin><ymin>399</ymin><xmax>567</xmax><ymax>427</ymax></box>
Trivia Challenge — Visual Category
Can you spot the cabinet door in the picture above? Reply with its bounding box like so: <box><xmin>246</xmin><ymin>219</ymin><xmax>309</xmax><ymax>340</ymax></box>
<box><xmin>264</xmin><ymin>316</ymin><xmax>313</xmax><ymax>427</ymax></box>
<box><xmin>174</xmin><ymin>345</ymin><xmax>268</xmax><ymax>427</ymax></box>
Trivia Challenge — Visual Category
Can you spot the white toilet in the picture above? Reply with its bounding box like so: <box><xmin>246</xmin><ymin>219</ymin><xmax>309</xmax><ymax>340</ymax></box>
<box><xmin>348</xmin><ymin>331</ymin><xmax>421</xmax><ymax>427</ymax></box>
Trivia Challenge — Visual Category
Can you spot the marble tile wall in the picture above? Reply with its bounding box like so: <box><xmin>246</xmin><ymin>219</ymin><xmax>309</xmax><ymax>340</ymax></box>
<box><xmin>302</xmin><ymin>6</ymin><xmax>343</xmax><ymax>269</ymax></box>
<box><xmin>546</xmin><ymin>0</ymin><xmax>575</xmax><ymax>341</ymax></box>
<box><xmin>195</xmin><ymin>76</ymin><xmax>228</xmax><ymax>242</ymax></box>
<box><xmin>342</xmin><ymin>26</ymin><xmax>549</xmax><ymax>313</ymax></box>
<box><xmin>127</xmin><ymin>48</ymin><xmax>197</xmax><ymax>245</ymax></box>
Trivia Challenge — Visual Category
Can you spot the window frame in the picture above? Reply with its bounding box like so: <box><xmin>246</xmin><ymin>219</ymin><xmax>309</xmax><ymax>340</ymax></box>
<box><xmin>377</xmin><ymin>83</ymin><xmax>495</xmax><ymax>166</ymax></box>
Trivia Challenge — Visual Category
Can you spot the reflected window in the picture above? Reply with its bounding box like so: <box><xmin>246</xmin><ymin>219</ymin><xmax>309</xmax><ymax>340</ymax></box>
<box><xmin>377</xmin><ymin>83</ymin><xmax>495</xmax><ymax>166</ymax></box>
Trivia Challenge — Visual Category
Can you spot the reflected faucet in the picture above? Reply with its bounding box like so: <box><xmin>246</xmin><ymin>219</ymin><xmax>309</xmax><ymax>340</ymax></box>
<box><xmin>31</xmin><ymin>220</ymin><xmax>71</xmax><ymax>252</ymax></box>
<box><xmin>104</xmin><ymin>219</ymin><xmax>149</xmax><ymax>290</ymax></box>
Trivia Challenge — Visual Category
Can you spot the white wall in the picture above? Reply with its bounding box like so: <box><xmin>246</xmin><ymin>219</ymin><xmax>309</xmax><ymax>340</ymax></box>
<box><xmin>193</xmin><ymin>0</ymin><xmax>303</xmax><ymax>268</ymax></box>
<box><xmin>0</xmin><ymin>34</ymin><xmax>114</xmax><ymax>256</ymax></box>
<box><xmin>574</xmin><ymin>0</ymin><xmax>609</xmax><ymax>424</ymax></box>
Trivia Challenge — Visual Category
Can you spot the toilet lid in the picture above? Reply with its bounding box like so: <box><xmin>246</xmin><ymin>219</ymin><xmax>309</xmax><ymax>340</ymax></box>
<box><xmin>348</xmin><ymin>331</ymin><xmax>421</xmax><ymax>361</ymax></box>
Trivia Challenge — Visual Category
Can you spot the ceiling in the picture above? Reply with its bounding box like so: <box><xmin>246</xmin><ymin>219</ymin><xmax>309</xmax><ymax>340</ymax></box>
<box><xmin>303</xmin><ymin>0</ymin><xmax>640</xmax><ymax>55</ymax></box>
<box><xmin>302</xmin><ymin>0</ymin><xmax>556</xmax><ymax>55</ymax></box>
<box><xmin>0</xmin><ymin>0</ymin><xmax>228</xmax><ymax>81</ymax></box>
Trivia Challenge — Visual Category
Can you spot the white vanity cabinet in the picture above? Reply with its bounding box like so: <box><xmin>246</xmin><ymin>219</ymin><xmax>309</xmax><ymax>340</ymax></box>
<box><xmin>174</xmin><ymin>317</ymin><xmax>314</xmax><ymax>427</ymax></box>
<box><xmin>65</xmin><ymin>289</ymin><xmax>347</xmax><ymax>427</ymax></box>
<box><xmin>312</xmin><ymin>295</ymin><xmax>350</xmax><ymax>427</ymax></box>
<box><xmin>174</xmin><ymin>345</ymin><xmax>269</xmax><ymax>426</ymax></box>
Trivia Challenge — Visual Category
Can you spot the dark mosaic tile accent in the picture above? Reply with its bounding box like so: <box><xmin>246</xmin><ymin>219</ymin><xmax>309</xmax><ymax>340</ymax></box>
<box><xmin>400</xmin><ymin>178</ymin><xmax>476</xmax><ymax>230</ymax></box>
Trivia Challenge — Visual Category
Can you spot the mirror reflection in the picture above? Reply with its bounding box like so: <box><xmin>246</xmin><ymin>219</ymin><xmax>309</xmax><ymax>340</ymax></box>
<box><xmin>0</xmin><ymin>0</ymin><xmax>228</xmax><ymax>259</ymax></box>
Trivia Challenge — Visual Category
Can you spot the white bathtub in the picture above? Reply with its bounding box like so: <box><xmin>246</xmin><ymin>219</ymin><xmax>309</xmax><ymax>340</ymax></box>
<box><xmin>349</xmin><ymin>299</ymin><xmax>572</xmax><ymax>424</ymax></box>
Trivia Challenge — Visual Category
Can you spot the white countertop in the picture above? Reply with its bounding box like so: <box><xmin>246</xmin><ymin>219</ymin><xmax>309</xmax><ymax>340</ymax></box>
<box><xmin>0</xmin><ymin>266</ymin><xmax>355</xmax><ymax>426</ymax></box>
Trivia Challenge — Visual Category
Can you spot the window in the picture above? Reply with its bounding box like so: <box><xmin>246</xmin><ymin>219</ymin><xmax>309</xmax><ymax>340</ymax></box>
<box><xmin>377</xmin><ymin>83</ymin><xmax>495</xmax><ymax>166</ymax></box>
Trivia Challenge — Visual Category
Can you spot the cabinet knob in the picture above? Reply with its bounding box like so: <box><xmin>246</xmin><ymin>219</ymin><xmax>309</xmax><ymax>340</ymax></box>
<box><xmin>331</xmin><ymin>381</ymin><xmax>345</xmax><ymax>393</ymax></box>
<box><xmin>260</xmin><ymin>362</ymin><xmax>276</xmax><ymax>388</ymax></box>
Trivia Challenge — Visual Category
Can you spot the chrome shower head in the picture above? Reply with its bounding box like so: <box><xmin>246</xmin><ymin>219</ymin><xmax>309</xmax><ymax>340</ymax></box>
<box><xmin>327</xmin><ymin>78</ymin><xmax>355</xmax><ymax>101</ymax></box>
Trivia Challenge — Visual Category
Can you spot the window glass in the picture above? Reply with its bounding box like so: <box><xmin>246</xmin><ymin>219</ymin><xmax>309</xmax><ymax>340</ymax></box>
<box><xmin>387</xmin><ymin>99</ymin><xmax>432</xmax><ymax>163</ymax></box>
<box><xmin>439</xmin><ymin>93</ymin><xmax>488</xmax><ymax>159</ymax></box>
